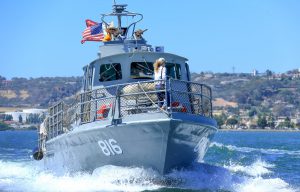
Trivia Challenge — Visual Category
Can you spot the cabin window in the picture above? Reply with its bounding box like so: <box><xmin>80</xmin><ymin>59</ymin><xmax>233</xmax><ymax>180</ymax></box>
<box><xmin>166</xmin><ymin>63</ymin><xmax>181</xmax><ymax>80</ymax></box>
<box><xmin>130</xmin><ymin>62</ymin><xmax>154</xmax><ymax>79</ymax></box>
<box><xmin>99</xmin><ymin>63</ymin><xmax>122</xmax><ymax>82</ymax></box>
<box><xmin>130</xmin><ymin>62</ymin><xmax>181</xmax><ymax>80</ymax></box>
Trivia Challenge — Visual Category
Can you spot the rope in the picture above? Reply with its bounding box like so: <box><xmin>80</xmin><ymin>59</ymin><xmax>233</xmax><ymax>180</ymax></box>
<box><xmin>137</xmin><ymin>81</ymin><xmax>169</xmax><ymax>115</ymax></box>
<box><xmin>143</xmin><ymin>58</ymin><xmax>154</xmax><ymax>74</ymax></box>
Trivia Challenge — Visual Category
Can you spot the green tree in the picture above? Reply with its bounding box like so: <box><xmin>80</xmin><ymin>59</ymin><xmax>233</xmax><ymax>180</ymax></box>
<box><xmin>0</xmin><ymin>121</ymin><xmax>11</xmax><ymax>131</ymax></box>
<box><xmin>278</xmin><ymin>117</ymin><xmax>293</xmax><ymax>128</ymax></box>
<box><xmin>248</xmin><ymin>108</ymin><xmax>257</xmax><ymax>117</ymax></box>
<box><xmin>257</xmin><ymin>115</ymin><xmax>268</xmax><ymax>129</ymax></box>
<box><xmin>267</xmin><ymin>115</ymin><xmax>275</xmax><ymax>128</ymax></box>
<box><xmin>226</xmin><ymin>117</ymin><xmax>238</xmax><ymax>129</ymax></box>
<box><xmin>284</xmin><ymin>117</ymin><xmax>293</xmax><ymax>128</ymax></box>
<box><xmin>18</xmin><ymin>115</ymin><xmax>23</xmax><ymax>123</ymax></box>
<box><xmin>214</xmin><ymin>113</ymin><xmax>227</xmax><ymax>128</ymax></box>
<box><xmin>5</xmin><ymin>114</ymin><xmax>13</xmax><ymax>121</ymax></box>
<box><xmin>266</xmin><ymin>70</ymin><xmax>273</xmax><ymax>77</ymax></box>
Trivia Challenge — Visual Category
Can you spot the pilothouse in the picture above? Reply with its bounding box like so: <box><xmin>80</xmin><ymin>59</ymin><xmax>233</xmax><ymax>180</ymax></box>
<box><xmin>34</xmin><ymin>3</ymin><xmax>218</xmax><ymax>175</ymax></box>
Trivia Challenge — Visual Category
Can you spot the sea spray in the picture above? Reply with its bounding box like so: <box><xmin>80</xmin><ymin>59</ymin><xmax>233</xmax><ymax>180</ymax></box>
<box><xmin>0</xmin><ymin>157</ymin><xmax>298</xmax><ymax>192</ymax></box>
<box><xmin>224</xmin><ymin>159</ymin><xmax>274</xmax><ymax>177</ymax></box>
<box><xmin>210</xmin><ymin>142</ymin><xmax>300</xmax><ymax>156</ymax></box>
<box><xmin>1</xmin><ymin>130</ymin><xmax>299</xmax><ymax>192</ymax></box>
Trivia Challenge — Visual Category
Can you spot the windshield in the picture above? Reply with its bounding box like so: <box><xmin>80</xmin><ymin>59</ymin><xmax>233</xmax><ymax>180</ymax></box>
<box><xmin>99</xmin><ymin>63</ymin><xmax>122</xmax><ymax>82</ymax></box>
<box><xmin>130</xmin><ymin>62</ymin><xmax>154</xmax><ymax>79</ymax></box>
<box><xmin>130</xmin><ymin>62</ymin><xmax>181</xmax><ymax>80</ymax></box>
<box><xmin>166</xmin><ymin>63</ymin><xmax>181</xmax><ymax>80</ymax></box>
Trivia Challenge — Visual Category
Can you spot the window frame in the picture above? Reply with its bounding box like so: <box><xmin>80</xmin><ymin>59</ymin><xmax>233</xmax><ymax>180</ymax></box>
<box><xmin>99</xmin><ymin>63</ymin><xmax>122</xmax><ymax>82</ymax></box>
<box><xmin>130</xmin><ymin>62</ymin><xmax>154</xmax><ymax>79</ymax></box>
<box><xmin>166</xmin><ymin>63</ymin><xmax>181</xmax><ymax>80</ymax></box>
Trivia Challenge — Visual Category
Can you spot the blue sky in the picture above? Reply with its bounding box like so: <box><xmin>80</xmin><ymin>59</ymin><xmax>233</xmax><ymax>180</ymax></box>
<box><xmin>0</xmin><ymin>0</ymin><xmax>300</xmax><ymax>79</ymax></box>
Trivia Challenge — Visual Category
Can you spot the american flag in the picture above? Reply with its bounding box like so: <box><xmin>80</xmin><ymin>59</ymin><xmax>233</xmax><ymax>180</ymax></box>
<box><xmin>81</xmin><ymin>19</ymin><xmax>104</xmax><ymax>44</ymax></box>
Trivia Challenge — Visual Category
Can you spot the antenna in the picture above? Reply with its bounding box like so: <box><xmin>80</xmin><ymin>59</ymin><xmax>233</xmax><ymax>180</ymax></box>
<box><xmin>113</xmin><ymin>0</ymin><xmax>116</xmax><ymax>5</ymax></box>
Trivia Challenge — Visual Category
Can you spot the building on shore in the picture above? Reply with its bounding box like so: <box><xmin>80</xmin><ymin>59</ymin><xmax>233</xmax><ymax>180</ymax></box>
<box><xmin>4</xmin><ymin>108</ymin><xmax>46</xmax><ymax>123</ymax></box>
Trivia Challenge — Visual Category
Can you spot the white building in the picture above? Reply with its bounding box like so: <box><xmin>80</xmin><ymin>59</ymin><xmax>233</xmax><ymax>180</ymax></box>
<box><xmin>252</xmin><ymin>69</ymin><xmax>258</xmax><ymax>76</ymax></box>
<box><xmin>5</xmin><ymin>108</ymin><xmax>46</xmax><ymax>123</ymax></box>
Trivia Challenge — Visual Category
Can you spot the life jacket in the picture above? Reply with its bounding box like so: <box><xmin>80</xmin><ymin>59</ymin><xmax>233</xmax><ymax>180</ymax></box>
<box><xmin>103</xmin><ymin>33</ymin><xmax>112</xmax><ymax>42</ymax></box>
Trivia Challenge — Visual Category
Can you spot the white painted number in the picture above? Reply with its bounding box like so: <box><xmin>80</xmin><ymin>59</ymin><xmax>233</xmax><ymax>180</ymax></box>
<box><xmin>98</xmin><ymin>140</ymin><xmax>111</xmax><ymax>156</ymax></box>
<box><xmin>98</xmin><ymin>139</ymin><xmax>123</xmax><ymax>156</ymax></box>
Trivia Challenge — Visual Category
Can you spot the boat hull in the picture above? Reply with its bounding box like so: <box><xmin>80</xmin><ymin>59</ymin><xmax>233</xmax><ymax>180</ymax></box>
<box><xmin>44</xmin><ymin>118</ymin><xmax>217</xmax><ymax>174</ymax></box>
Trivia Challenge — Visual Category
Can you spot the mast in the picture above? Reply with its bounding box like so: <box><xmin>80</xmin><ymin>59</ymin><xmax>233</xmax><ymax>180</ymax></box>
<box><xmin>101</xmin><ymin>3</ymin><xmax>143</xmax><ymax>38</ymax></box>
<box><xmin>112</xmin><ymin>4</ymin><xmax>127</xmax><ymax>28</ymax></box>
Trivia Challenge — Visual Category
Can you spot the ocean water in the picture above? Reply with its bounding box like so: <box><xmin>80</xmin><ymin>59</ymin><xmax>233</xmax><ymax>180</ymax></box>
<box><xmin>0</xmin><ymin>130</ymin><xmax>299</xmax><ymax>192</ymax></box>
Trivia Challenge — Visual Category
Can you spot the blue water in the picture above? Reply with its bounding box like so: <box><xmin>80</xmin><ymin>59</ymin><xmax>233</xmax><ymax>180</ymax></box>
<box><xmin>0</xmin><ymin>130</ymin><xmax>299</xmax><ymax>192</ymax></box>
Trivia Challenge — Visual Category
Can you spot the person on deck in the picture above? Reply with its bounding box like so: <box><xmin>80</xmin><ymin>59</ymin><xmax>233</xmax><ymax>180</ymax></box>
<box><xmin>134</xmin><ymin>29</ymin><xmax>147</xmax><ymax>40</ymax></box>
<box><xmin>103</xmin><ymin>22</ymin><xmax>120</xmax><ymax>42</ymax></box>
<box><xmin>153</xmin><ymin>58</ymin><xmax>169</xmax><ymax>109</ymax></box>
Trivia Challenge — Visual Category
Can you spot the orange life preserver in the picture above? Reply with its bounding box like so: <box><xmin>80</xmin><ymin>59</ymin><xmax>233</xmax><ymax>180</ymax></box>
<box><xmin>96</xmin><ymin>104</ymin><xmax>112</xmax><ymax>120</ymax></box>
<box><xmin>171</xmin><ymin>101</ymin><xmax>187</xmax><ymax>113</ymax></box>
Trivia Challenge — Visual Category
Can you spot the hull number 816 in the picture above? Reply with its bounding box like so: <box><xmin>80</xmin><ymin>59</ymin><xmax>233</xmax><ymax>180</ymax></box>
<box><xmin>98</xmin><ymin>139</ymin><xmax>123</xmax><ymax>156</ymax></box>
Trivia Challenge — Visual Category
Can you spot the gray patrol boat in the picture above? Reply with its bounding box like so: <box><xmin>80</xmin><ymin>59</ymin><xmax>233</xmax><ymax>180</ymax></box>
<box><xmin>34</xmin><ymin>4</ymin><xmax>218</xmax><ymax>174</ymax></box>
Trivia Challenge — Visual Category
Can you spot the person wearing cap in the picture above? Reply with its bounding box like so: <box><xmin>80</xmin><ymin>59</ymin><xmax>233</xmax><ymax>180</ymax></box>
<box><xmin>153</xmin><ymin>58</ymin><xmax>168</xmax><ymax>109</ymax></box>
<box><xmin>103</xmin><ymin>22</ymin><xmax>120</xmax><ymax>42</ymax></box>
<box><xmin>134</xmin><ymin>29</ymin><xmax>147</xmax><ymax>40</ymax></box>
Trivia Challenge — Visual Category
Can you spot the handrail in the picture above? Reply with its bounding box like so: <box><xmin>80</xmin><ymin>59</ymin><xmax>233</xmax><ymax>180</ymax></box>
<box><xmin>44</xmin><ymin>79</ymin><xmax>213</xmax><ymax>140</ymax></box>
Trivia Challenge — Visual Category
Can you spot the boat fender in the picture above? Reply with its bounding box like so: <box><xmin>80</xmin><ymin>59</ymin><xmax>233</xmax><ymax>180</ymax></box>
<box><xmin>32</xmin><ymin>147</ymin><xmax>44</xmax><ymax>160</ymax></box>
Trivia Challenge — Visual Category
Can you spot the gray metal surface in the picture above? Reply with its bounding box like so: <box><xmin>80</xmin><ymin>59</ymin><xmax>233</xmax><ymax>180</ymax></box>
<box><xmin>43</xmin><ymin>116</ymin><xmax>217</xmax><ymax>174</ymax></box>
<box><xmin>38</xmin><ymin>3</ymin><xmax>219</xmax><ymax>175</ymax></box>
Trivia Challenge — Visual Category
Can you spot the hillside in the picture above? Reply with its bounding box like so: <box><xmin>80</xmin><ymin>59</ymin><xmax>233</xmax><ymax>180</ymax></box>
<box><xmin>191</xmin><ymin>72</ymin><xmax>300</xmax><ymax>118</ymax></box>
<box><xmin>1</xmin><ymin>71</ymin><xmax>300</xmax><ymax>120</ymax></box>
<box><xmin>0</xmin><ymin>76</ymin><xmax>82</xmax><ymax>108</ymax></box>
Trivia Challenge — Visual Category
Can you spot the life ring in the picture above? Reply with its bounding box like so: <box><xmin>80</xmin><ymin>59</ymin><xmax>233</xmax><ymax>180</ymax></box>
<box><xmin>171</xmin><ymin>101</ymin><xmax>187</xmax><ymax>113</ymax></box>
<box><xmin>96</xmin><ymin>104</ymin><xmax>112</xmax><ymax>119</ymax></box>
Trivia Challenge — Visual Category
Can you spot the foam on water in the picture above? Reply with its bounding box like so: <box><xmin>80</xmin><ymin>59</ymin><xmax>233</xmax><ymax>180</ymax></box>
<box><xmin>0</xmin><ymin>159</ymin><xmax>298</xmax><ymax>192</ymax></box>
<box><xmin>224</xmin><ymin>159</ymin><xmax>297</xmax><ymax>192</ymax></box>
<box><xmin>210</xmin><ymin>142</ymin><xmax>300</xmax><ymax>156</ymax></box>
<box><xmin>224</xmin><ymin>159</ymin><xmax>274</xmax><ymax>177</ymax></box>
<box><xmin>0</xmin><ymin>160</ymin><xmax>161</xmax><ymax>192</ymax></box>
<box><xmin>234</xmin><ymin>177</ymin><xmax>296</xmax><ymax>192</ymax></box>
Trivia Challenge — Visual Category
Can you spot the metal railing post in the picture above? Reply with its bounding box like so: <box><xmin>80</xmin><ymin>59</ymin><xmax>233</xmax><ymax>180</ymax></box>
<box><xmin>169</xmin><ymin>79</ymin><xmax>173</xmax><ymax>116</ymax></box>
<box><xmin>210</xmin><ymin>87</ymin><xmax>213</xmax><ymax>117</ymax></box>
<box><xmin>117</xmin><ymin>85</ymin><xmax>121</xmax><ymax>119</ymax></box>
<box><xmin>200</xmin><ymin>84</ymin><xmax>203</xmax><ymax>115</ymax></box>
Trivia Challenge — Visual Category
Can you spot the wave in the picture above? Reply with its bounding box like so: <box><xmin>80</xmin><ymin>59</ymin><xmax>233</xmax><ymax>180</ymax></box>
<box><xmin>0</xmin><ymin>160</ymin><xmax>161</xmax><ymax>192</ymax></box>
<box><xmin>210</xmin><ymin>142</ymin><xmax>300</xmax><ymax>156</ymax></box>
<box><xmin>224</xmin><ymin>159</ymin><xmax>297</xmax><ymax>192</ymax></box>
<box><xmin>0</xmin><ymin>147</ymin><xmax>32</xmax><ymax>153</ymax></box>
<box><xmin>224</xmin><ymin>159</ymin><xmax>274</xmax><ymax>177</ymax></box>
<box><xmin>234</xmin><ymin>177</ymin><xmax>297</xmax><ymax>192</ymax></box>
<box><xmin>0</xmin><ymin>160</ymin><xmax>298</xmax><ymax>192</ymax></box>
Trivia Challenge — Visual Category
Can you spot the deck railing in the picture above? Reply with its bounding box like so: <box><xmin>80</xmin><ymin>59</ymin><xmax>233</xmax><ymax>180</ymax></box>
<box><xmin>44</xmin><ymin>79</ymin><xmax>213</xmax><ymax>140</ymax></box>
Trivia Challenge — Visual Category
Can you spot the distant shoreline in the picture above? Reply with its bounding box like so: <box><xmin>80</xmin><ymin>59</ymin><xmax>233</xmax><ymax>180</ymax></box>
<box><xmin>0</xmin><ymin>127</ymin><xmax>37</xmax><ymax>131</ymax></box>
<box><xmin>219</xmin><ymin>128</ymin><xmax>300</xmax><ymax>132</ymax></box>
<box><xmin>2</xmin><ymin>127</ymin><xmax>300</xmax><ymax>132</ymax></box>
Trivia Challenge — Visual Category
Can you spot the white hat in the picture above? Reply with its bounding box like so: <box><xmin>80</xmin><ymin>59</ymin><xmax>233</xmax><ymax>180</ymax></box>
<box><xmin>108</xmin><ymin>21</ymin><xmax>114</xmax><ymax>28</ymax></box>
<box><xmin>158</xmin><ymin>58</ymin><xmax>165</xmax><ymax>63</ymax></box>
